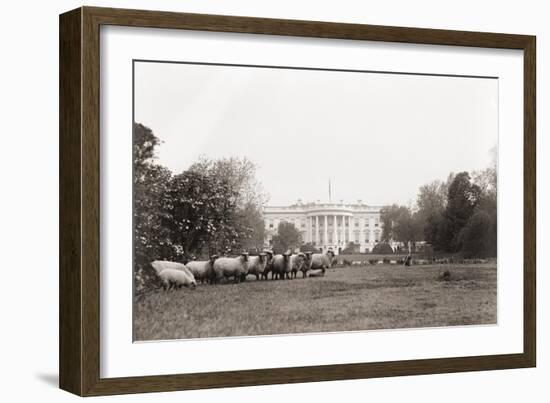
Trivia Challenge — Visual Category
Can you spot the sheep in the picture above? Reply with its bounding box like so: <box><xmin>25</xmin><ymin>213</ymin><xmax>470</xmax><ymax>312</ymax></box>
<box><xmin>151</xmin><ymin>260</ymin><xmax>194</xmax><ymax>277</ymax></box>
<box><xmin>247</xmin><ymin>253</ymin><xmax>268</xmax><ymax>280</ymax></box>
<box><xmin>289</xmin><ymin>253</ymin><xmax>306</xmax><ymax>279</ymax></box>
<box><xmin>186</xmin><ymin>255</ymin><xmax>218</xmax><ymax>284</ymax></box>
<box><xmin>301</xmin><ymin>250</ymin><xmax>335</xmax><ymax>277</ymax></box>
<box><xmin>212</xmin><ymin>253</ymin><xmax>249</xmax><ymax>284</ymax></box>
<box><xmin>270</xmin><ymin>253</ymin><xmax>290</xmax><ymax>280</ymax></box>
<box><xmin>261</xmin><ymin>250</ymin><xmax>274</xmax><ymax>280</ymax></box>
<box><xmin>157</xmin><ymin>268</ymin><xmax>197</xmax><ymax>291</ymax></box>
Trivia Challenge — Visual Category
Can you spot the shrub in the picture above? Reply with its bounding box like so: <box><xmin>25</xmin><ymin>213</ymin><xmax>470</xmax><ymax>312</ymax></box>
<box><xmin>300</xmin><ymin>243</ymin><xmax>321</xmax><ymax>253</ymax></box>
<box><xmin>371</xmin><ymin>242</ymin><xmax>394</xmax><ymax>254</ymax></box>
<box><xmin>341</xmin><ymin>242</ymin><xmax>360</xmax><ymax>254</ymax></box>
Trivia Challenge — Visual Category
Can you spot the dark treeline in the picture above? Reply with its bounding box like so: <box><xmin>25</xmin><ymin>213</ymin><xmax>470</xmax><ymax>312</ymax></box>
<box><xmin>380</xmin><ymin>151</ymin><xmax>497</xmax><ymax>258</ymax></box>
<box><xmin>133</xmin><ymin>123</ymin><xmax>267</xmax><ymax>291</ymax></box>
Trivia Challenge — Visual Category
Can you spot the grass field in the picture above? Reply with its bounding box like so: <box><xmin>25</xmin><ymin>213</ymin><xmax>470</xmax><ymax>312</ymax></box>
<box><xmin>133</xmin><ymin>263</ymin><xmax>497</xmax><ymax>341</ymax></box>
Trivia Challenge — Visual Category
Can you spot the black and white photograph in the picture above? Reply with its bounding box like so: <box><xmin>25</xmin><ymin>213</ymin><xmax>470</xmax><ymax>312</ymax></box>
<box><xmin>132</xmin><ymin>60</ymin><xmax>498</xmax><ymax>342</ymax></box>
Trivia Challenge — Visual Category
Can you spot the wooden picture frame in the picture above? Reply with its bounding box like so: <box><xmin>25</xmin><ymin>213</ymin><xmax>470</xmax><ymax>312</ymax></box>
<box><xmin>59</xmin><ymin>6</ymin><xmax>536</xmax><ymax>396</ymax></box>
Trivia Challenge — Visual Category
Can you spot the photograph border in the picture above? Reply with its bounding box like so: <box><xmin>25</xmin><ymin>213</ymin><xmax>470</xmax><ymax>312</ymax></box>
<box><xmin>59</xmin><ymin>6</ymin><xmax>536</xmax><ymax>396</ymax></box>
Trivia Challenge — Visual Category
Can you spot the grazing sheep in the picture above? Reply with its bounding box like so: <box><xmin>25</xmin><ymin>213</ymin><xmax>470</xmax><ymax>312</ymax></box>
<box><xmin>157</xmin><ymin>268</ymin><xmax>197</xmax><ymax>291</ymax></box>
<box><xmin>271</xmin><ymin>253</ymin><xmax>290</xmax><ymax>280</ymax></box>
<box><xmin>301</xmin><ymin>250</ymin><xmax>335</xmax><ymax>277</ymax></box>
<box><xmin>186</xmin><ymin>255</ymin><xmax>218</xmax><ymax>284</ymax></box>
<box><xmin>261</xmin><ymin>250</ymin><xmax>274</xmax><ymax>280</ymax></box>
<box><xmin>247</xmin><ymin>253</ymin><xmax>268</xmax><ymax>280</ymax></box>
<box><xmin>151</xmin><ymin>260</ymin><xmax>194</xmax><ymax>277</ymax></box>
<box><xmin>289</xmin><ymin>253</ymin><xmax>306</xmax><ymax>279</ymax></box>
<box><xmin>212</xmin><ymin>253</ymin><xmax>249</xmax><ymax>284</ymax></box>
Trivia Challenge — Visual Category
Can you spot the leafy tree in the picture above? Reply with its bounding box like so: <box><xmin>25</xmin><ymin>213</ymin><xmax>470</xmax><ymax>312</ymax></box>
<box><xmin>237</xmin><ymin>201</ymin><xmax>266</xmax><ymax>253</ymax></box>
<box><xmin>132</xmin><ymin>125</ymin><xmax>269</xmax><ymax>292</ymax></box>
<box><xmin>133</xmin><ymin>123</ymin><xmax>172</xmax><ymax>291</ymax></box>
<box><xmin>187</xmin><ymin>156</ymin><xmax>267</xmax><ymax>255</ymax></box>
<box><xmin>443</xmin><ymin>172</ymin><xmax>481</xmax><ymax>252</ymax></box>
<box><xmin>416</xmin><ymin>175</ymin><xmax>457</xmax><ymax>249</ymax></box>
<box><xmin>457</xmin><ymin>209</ymin><xmax>496</xmax><ymax>258</ymax></box>
<box><xmin>190</xmin><ymin>156</ymin><xmax>268</xmax><ymax>210</ymax></box>
<box><xmin>380</xmin><ymin>204</ymin><xmax>423</xmax><ymax>246</ymax></box>
<box><xmin>160</xmin><ymin>169</ymin><xmax>242</xmax><ymax>260</ymax></box>
<box><xmin>272</xmin><ymin>222</ymin><xmax>302</xmax><ymax>254</ymax></box>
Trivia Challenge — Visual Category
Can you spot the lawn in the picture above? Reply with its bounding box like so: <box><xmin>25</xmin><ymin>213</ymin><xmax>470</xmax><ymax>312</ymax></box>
<box><xmin>133</xmin><ymin>263</ymin><xmax>497</xmax><ymax>341</ymax></box>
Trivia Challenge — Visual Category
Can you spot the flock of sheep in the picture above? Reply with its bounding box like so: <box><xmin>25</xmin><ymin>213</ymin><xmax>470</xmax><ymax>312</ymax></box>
<box><xmin>151</xmin><ymin>250</ymin><xmax>337</xmax><ymax>291</ymax></box>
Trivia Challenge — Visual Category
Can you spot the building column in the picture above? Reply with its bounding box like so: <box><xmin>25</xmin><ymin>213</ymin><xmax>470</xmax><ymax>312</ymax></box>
<box><xmin>308</xmin><ymin>217</ymin><xmax>312</xmax><ymax>243</ymax></box>
<box><xmin>348</xmin><ymin>216</ymin><xmax>353</xmax><ymax>244</ymax></box>
<box><xmin>359</xmin><ymin>218</ymin><xmax>364</xmax><ymax>251</ymax></box>
<box><xmin>333</xmin><ymin>214</ymin><xmax>338</xmax><ymax>247</ymax></box>
<box><xmin>342</xmin><ymin>215</ymin><xmax>346</xmax><ymax>245</ymax></box>
<box><xmin>315</xmin><ymin>216</ymin><xmax>319</xmax><ymax>244</ymax></box>
<box><xmin>324</xmin><ymin>215</ymin><xmax>328</xmax><ymax>246</ymax></box>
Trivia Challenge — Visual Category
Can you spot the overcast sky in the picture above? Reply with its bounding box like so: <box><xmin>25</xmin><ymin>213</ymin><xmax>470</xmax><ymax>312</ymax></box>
<box><xmin>134</xmin><ymin>61</ymin><xmax>498</xmax><ymax>206</ymax></box>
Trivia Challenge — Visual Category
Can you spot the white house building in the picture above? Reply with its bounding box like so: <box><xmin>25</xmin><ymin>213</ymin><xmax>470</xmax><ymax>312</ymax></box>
<box><xmin>263</xmin><ymin>199</ymin><xmax>385</xmax><ymax>254</ymax></box>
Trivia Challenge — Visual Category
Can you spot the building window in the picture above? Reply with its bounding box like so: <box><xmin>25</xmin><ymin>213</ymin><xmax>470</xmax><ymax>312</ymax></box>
<box><xmin>269</xmin><ymin>223</ymin><xmax>274</xmax><ymax>228</ymax></box>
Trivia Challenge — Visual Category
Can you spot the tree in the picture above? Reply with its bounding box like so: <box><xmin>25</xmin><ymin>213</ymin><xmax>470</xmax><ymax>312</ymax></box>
<box><xmin>443</xmin><ymin>172</ymin><xmax>481</xmax><ymax>252</ymax></box>
<box><xmin>416</xmin><ymin>177</ymin><xmax>453</xmax><ymax>248</ymax></box>
<box><xmin>160</xmin><ymin>169</ymin><xmax>244</xmax><ymax>260</ymax></box>
<box><xmin>237</xmin><ymin>201</ymin><xmax>266</xmax><ymax>253</ymax></box>
<box><xmin>271</xmin><ymin>222</ymin><xmax>302</xmax><ymax>254</ymax></box>
<box><xmin>457</xmin><ymin>209</ymin><xmax>496</xmax><ymax>258</ymax></box>
<box><xmin>187</xmin><ymin>156</ymin><xmax>267</xmax><ymax>255</ymax></box>
<box><xmin>133</xmin><ymin>123</ymin><xmax>172</xmax><ymax>291</ymax></box>
<box><xmin>189</xmin><ymin>156</ymin><xmax>268</xmax><ymax>210</ymax></box>
<box><xmin>380</xmin><ymin>204</ymin><xmax>423</xmax><ymax>247</ymax></box>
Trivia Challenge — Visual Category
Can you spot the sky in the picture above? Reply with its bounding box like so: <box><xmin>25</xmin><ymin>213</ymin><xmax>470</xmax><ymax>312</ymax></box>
<box><xmin>134</xmin><ymin>61</ymin><xmax>498</xmax><ymax>206</ymax></box>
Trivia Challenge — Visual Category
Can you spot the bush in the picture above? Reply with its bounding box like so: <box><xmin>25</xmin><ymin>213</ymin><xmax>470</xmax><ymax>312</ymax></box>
<box><xmin>341</xmin><ymin>242</ymin><xmax>360</xmax><ymax>254</ymax></box>
<box><xmin>300</xmin><ymin>243</ymin><xmax>321</xmax><ymax>253</ymax></box>
<box><xmin>371</xmin><ymin>242</ymin><xmax>393</xmax><ymax>254</ymax></box>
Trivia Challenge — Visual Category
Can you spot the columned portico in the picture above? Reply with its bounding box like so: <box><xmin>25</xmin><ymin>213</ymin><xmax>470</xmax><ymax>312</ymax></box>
<box><xmin>264</xmin><ymin>201</ymin><xmax>384</xmax><ymax>254</ymax></box>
